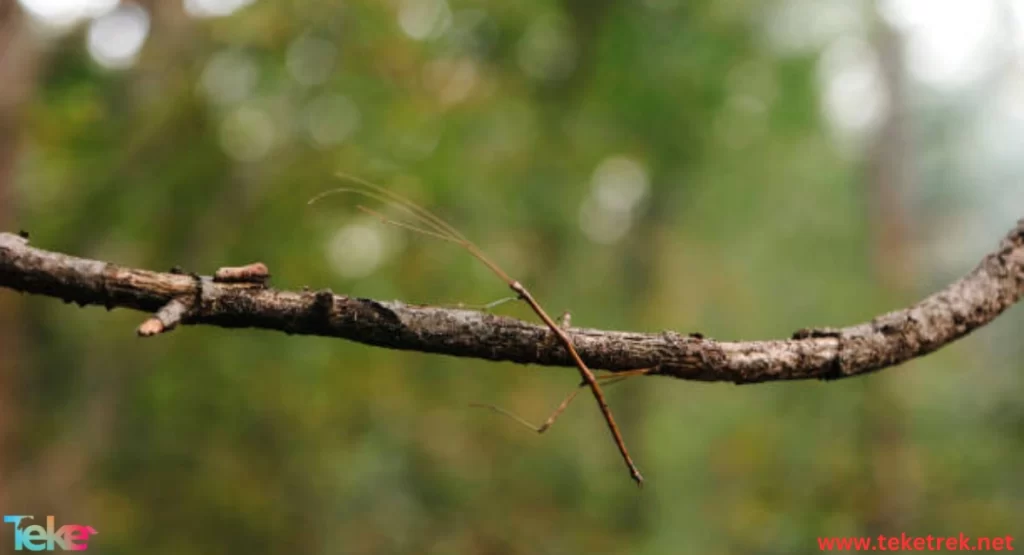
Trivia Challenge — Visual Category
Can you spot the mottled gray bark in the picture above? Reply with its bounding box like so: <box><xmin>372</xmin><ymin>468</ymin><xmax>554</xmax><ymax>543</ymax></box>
<box><xmin>1</xmin><ymin>222</ymin><xmax>1022</xmax><ymax>383</ymax></box>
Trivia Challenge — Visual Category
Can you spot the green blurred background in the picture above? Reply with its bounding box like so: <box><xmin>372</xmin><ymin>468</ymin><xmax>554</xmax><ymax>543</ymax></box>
<box><xmin>1</xmin><ymin>0</ymin><xmax>1022</xmax><ymax>553</ymax></box>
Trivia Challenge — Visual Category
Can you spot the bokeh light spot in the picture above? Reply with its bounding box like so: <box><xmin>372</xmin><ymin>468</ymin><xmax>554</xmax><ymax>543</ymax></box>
<box><xmin>879</xmin><ymin>0</ymin><xmax>998</xmax><ymax>90</ymax></box>
<box><xmin>184</xmin><ymin>0</ymin><xmax>256</xmax><ymax>18</ymax></box>
<box><xmin>301</xmin><ymin>94</ymin><xmax>361</xmax><ymax>148</ymax></box>
<box><xmin>286</xmin><ymin>34</ymin><xmax>337</xmax><ymax>87</ymax></box>
<box><xmin>17</xmin><ymin>0</ymin><xmax>118</xmax><ymax>27</ymax></box>
<box><xmin>328</xmin><ymin>223</ymin><xmax>386</xmax><ymax>279</ymax></box>
<box><xmin>200</xmin><ymin>50</ymin><xmax>259</xmax><ymax>106</ymax></box>
<box><xmin>422</xmin><ymin>58</ymin><xmax>479</xmax><ymax>106</ymax></box>
<box><xmin>818</xmin><ymin>36</ymin><xmax>888</xmax><ymax>140</ymax></box>
<box><xmin>219</xmin><ymin>106</ymin><xmax>276</xmax><ymax>162</ymax></box>
<box><xmin>579</xmin><ymin>156</ymin><xmax>649</xmax><ymax>245</ymax></box>
<box><xmin>398</xmin><ymin>0</ymin><xmax>452</xmax><ymax>41</ymax></box>
<box><xmin>86</xmin><ymin>3</ymin><xmax>150</xmax><ymax>70</ymax></box>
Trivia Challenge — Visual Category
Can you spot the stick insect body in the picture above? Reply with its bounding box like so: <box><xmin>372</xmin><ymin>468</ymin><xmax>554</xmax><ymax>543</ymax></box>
<box><xmin>310</xmin><ymin>175</ymin><xmax>649</xmax><ymax>486</ymax></box>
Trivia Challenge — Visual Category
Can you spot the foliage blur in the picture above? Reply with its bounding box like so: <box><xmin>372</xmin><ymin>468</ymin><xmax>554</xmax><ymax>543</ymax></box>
<box><xmin>2</xmin><ymin>0</ymin><xmax>1022</xmax><ymax>553</ymax></box>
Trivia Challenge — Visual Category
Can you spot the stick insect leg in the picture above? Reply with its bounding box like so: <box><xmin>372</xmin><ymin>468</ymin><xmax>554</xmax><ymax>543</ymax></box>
<box><xmin>445</xmin><ymin>296</ymin><xmax>518</xmax><ymax>311</ymax></box>
<box><xmin>559</xmin><ymin>310</ymin><xmax>571</xmax><ymax>329</ymax></box>
<box><xmin>471</xmin><ymin>367</ymin><xmax>656</xmax><ymax>434</ymax></box>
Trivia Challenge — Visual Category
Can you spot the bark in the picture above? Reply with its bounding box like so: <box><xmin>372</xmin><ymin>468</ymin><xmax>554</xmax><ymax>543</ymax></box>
<box><xmin>0</xmin><ymin>222</ymin><xmax>1023</xmax><ymax>383</ymax></box>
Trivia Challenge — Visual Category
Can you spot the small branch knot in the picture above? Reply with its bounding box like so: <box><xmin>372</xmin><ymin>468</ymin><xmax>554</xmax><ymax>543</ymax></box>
<box><xmin>792</xmin><ymin>327</ymin><xmax>843</xmax><ymax>339</ymax></box>
<box><xmin>214</xmin><ymin>262</ymin><xmax>271</xmax><ymax>284</ymax></box>
<box><xmin>137</xmin><ymin>296</ymin><xmax>194</xmax><ymax>337</ymax></box>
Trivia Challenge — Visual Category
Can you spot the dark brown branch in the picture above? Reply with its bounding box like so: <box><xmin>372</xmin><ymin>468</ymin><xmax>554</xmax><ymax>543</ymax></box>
<box><xmin>1</xmin><ymin>221</ymin><xmax>1023</xmax><ymax>383</ymax></box>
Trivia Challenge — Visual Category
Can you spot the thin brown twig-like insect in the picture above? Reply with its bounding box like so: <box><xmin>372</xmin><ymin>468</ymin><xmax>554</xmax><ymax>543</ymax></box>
<box><xmin>310</xmin><ymin>174</ymin><xmax>646</xmax><ymax>486</ymax></box>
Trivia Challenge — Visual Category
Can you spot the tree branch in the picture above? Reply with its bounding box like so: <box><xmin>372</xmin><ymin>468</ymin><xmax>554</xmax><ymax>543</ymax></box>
<box><xmin>1</xmin><ymin>222</ymin><xmax>1022</xmax><ymax>383</ymax></box>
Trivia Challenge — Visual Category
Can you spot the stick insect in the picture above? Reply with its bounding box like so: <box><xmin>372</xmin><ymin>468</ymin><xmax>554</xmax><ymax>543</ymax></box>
<box><xmin>310</xmin><ymin>174</ymin><xmax>651</xmax><ymax>486</ymax></box>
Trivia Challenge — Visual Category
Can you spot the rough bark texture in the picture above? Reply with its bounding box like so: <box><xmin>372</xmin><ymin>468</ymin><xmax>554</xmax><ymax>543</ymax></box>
<box><xmin>1</xmin><ymin>222</ymin><xmax>1023</xmax><ymax>383</ymax></box>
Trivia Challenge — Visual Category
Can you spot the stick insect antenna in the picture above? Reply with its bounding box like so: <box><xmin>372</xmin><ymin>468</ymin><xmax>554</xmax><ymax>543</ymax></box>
<box><xmin>309</xmin><ymin>187</ymin><xmax>461</xmax><ymax>244</ymax></box>
<box><xmin>335</xmin><ymin>172</ymin><xmax>469</xmax><ymax>243</ymax></box>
